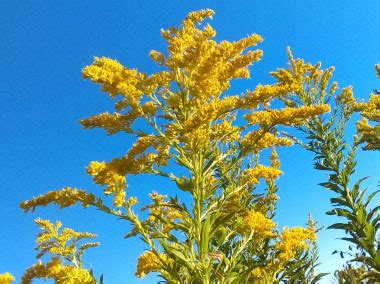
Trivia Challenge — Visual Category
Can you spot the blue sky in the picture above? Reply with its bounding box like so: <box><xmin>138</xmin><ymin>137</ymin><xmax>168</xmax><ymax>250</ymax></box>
<box><xmin>1</xmin><ymin>1</ymin><xmax>379</xmax><ymax>283</ymax></box>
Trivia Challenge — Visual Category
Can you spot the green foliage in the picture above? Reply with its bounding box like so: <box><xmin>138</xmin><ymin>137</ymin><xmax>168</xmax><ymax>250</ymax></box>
<box><xmin>286</xmin><ymin>50</ymin><xmax>380</xmax><ymax>278</ymax></box>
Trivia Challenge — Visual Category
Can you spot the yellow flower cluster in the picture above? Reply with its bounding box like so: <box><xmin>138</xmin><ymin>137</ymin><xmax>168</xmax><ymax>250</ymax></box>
<box><xmin>21</xmin><ymin>258</ymin><xmax>95</xmax><ymax>284</ymax></box>
<box><xmin>276</xmin><ymin>227</ymin><xmax>316</xmax><ymax>262</ymax></box>
<box><xmin>135</xmin><ymin>251</ymin><xmax>172</xmax><ymax>278</ymax></box>
<box><xmin>80</xmin><ymin>111</ymin><xmax>134</xmax><ymax>135</ymax></box>
<box><xmin>87</xmin><ymin>161</ymin><xmax>127</xmax><ymax>206</ymax></box>
<box><xmin>336</xmin><ymin>86</ymin><xmax>355</xmax><ymax>108</ymax></box>
<box><xmin>183</xmin><ymin>96</ymin><xmax>241</xmax><ymax>132</ymax></box>
<box><xmin>251</xmin><ymin>267</ymin><xmax>265</xmax><ymax>280</ymax></box>
<box><xmin>34</xmin><ymin>218</ymin><xmax>98</xmax><ymax>259</ymax></box>
<box><xmin>127</xmin><ymin>135</ymin><xmax>158</xmax><ymax>158</ymax></box>
<box><xmin>245</xmin><ymin>165</ymin><xmax>282</xmax><ymax>185</ymax></box>
<box><xmin>144</xmin><ymin>192</ymin><xmax>182</xmax><ymax>233</ymax></box>
<box><xmin>181</xmin><ymin>126</ymin><xmax>210</xmax><ymax>151</ymax></box>
<box><xmin>20</xmin><ymin>187</ymin><xmax>95</xmax><ymax>212</ymax></box>
<box><xmin>212</xmin><ymin>120</ymin><xmax>239</xmax><ymax>141</ymax></box>
<box><xmin>244</xmin><ymin>105</ymin><xmax>330</xmax><ymax>127</ymax></box>
<box><xmin>238</xmin><ymin>210</ymin><xmax>276</xmax><ymax>238</ymax></box>
<box><xmin>21</xmin><ymin>219</ymin><xmax>98</xmax><ymax>283</ymax></box>
<box><xmin>160</xmin><ymin>9</ymin><xmax>263</xmax><ymax>100</ymax></box>
<box><xmin>0</xmin><ymin>273</ymin><xmax>14</xmax><ymax>284</ymax></box>
<box><xmin>355</xmin><ymin>93</ymin><xmax>380</xmax><ymax>119</ymax></box>
<box><xmin>354</xmin><ymin>88</ymin><xmax>380</xmax><ymax>150</ymax></box>
<box><xmin>240</xmin><ymin>130</ymin><xmax>293</xmax><ymax>153</ymax></box>
<box><xmin>86</xmin><ymin>145</ymin><xmax>170</xmax><ymax>206</ymax></box>
<box><xmin>242</xmin><ymin>83</ymin><xmax>299</xmax><ymax>109</ymax></box>
<box><xmin>82</xmin><ymin>57</ymin><xmax>145</xmax><ymax>101</ymax></box>
<box><xmin>356</xmin><ymin>117</ymin><xmax>380</xmax><ymax>150</ymax></box>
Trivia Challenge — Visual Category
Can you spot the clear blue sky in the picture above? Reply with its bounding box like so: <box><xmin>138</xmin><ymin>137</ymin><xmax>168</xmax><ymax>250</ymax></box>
<box><xmin>1</xmin><ymin>1</ymin><xmax>379</xmax><ymax>283</ymax></box>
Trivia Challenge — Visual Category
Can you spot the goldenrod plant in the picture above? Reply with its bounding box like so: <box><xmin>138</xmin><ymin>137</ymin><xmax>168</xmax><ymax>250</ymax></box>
<box><xmin>355</xmin><ymin>66</ymin><xmax>380</xmax><ymax>151</ymax></box>
<box><xmin>14</xmin><ymin>9</ymin><xmax>374</xmax><ymax>283</ymax></box>
<box><xmin>21</xmin><ymin>219</ymin><xmax>99</xmax><ymax>284</ymax></box>
<box><xmin>0</xmin><ymin>273</ymin><xmax>15</xmax><ymax>284</ymax></box>
<box><xmin>333</xmin><ymin>263</ymin><xmax>367</xmax><ymax>284</ymax></box>
<box><xmin>283</xmin><ymin>49</ymin><xmax>380</xmax><ymax>279</ymax></box>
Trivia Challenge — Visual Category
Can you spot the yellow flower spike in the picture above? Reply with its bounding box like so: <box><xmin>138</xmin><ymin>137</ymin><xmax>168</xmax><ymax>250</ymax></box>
<box><xmin>356</xmin><ymin>117</ymin><xmax>380</xmax><ymax>150</ymax></box>
<box><xmin>135</xmin><ymin>251</ymin><xmax>173</xmax><ymax>278</ymax></box>
<box><xmin>34</xmin><ymin>218</ymin><xmax>98</xmax><ymax>259</ymax></box>
<box><xmin>276</xmin><ymin>227</ymin><xmax>316</xmax><ymax>263</ymax></box>
<box><xmin>238</xmin><ymin>210</ymin><xmax>276</xmax><ymax>238</ymax></box>
<box><xmin>184</xmin><ymin>9</ymin><xmax>214</xmax><ymax>24</ymax></box>
<box><xmin>244</xmin><ymin>105</ymin><xmax>330</xmax><ymax>127</ymax></box>
<box><xmin>375</xmin><ymin>64</ymin><xmax>380</xmax><ymax>77</ymax></box>
<box><xmin>20</xmin><ymin>187</ymin><xmax>95</xmax><ymax>212</ymax></box>
<box><xmin>269</xmin><ymin>148</ymin><xmax>280</xmax><ymax>169</ymax></box>
<box><xmin>127</xmin><ymin>136</ymin><xmax>158</xmax><ymax>159</ymax></box>
<box><xmin>21</xmin><ymin>257</ymin><xmax>96</xmax><ymax>284</ymax></box>
<box><xmin>149</xmin><ymin>50</ymin><xmax>165</xmax><ymax>64</ymax></box>
<box><xmin>242</xmin><ymin>83</ymin><xmax>300</xmax><ymax>109</ymax></box>
<box><xmin>245</xmin><ymin>165</ymin><xmax>282</xmax><ymax>186</ymax></box>
<box><xmin>135</xmin><ymin>251</ymin><xmax>162</xmax><ymax>278</ymax></box>
<box><xmin>232</xmin><ymin>33</ymin><xmax>263</xmax><ymax>53</ymax></box>
<box><xmin>0</xmin><ymin>273</ymin><xmax>15</xmax><ymax>284</ymax></box>
<box><xmin>82</xmin><ymin>57</ymin><xmax>145</xmax><ymax>102</ymax></box>
<box><xmin>240</xmin><ymin>130</ymin><xmax>293</xmax><ymax>153</ymax></box>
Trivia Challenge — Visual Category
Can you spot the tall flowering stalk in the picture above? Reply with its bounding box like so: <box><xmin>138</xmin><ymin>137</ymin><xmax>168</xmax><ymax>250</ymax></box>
<box><xmin>21</xmin><ymin>219</ymin><xmax>99</xmax><ymax>284</ymax></box>
<box><xmin>283</xmin><ymin>49</ymin><xmax>380</xmax><ymax>280</ymax></box>
<box><xmin>20</xmin><ymin>9</ymin><xmax>330</xmax><ymax>283</ymax></box>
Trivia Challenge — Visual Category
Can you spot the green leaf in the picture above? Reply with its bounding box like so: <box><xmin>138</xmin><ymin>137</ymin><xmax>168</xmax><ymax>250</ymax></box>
<box><xmin>319</xmin><ymin>182</ymin><xmax>342</xmax><ymax>193</ymax></box>
<box><xmin>200</xmin><ymin>215</ymin><xmax>211</xmax><ymax>257</ymax></box>
<box><xmin>175</xmin><ymin>176</ymin><xmax>193</xmax><ymax>192</ymax></box>
<box><xmin>327</xmin><ymin>223</ymin><xmax>352</xmax><ymax>231</ymax></box>
<box><xmin>311</xmin><ymin>272</ymin><xmax>329</xmax><ymax>283</ymax></box>
<box><xmin>100</xmin><ymin>274</ymin><xmax>104</xmax><ymax>284</ymax></box>
<box><xmin>365</xmin><ymin>190</ymin><xmax>380</xmax><ymax>208</ymax></box>
<box><xmin>368</xmin><ymin>205</ymin><xmax>380</xmax><ymax>221</ymax></box>
<box><xmin>330</xmin><ymin>196</ymin><xmax>349</xmax><ymax>206</ymax></box>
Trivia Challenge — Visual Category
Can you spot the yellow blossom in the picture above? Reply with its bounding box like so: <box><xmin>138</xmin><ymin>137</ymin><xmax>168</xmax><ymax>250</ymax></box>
<box><xmin>34</xmin><ymin>218</ymin><xmax>98</xmax><ymax>259</ymax></box>
<box><xmin>135</xmin><ymin>251</ymin><xmax>172</xmax><ymax>278</ymax></box>
<box><xmin>20</xmin><ymin>187</ymin><xmax>95</xmax><ymax>212</ymax></box>
<box><xmin>238</xmin><ymin>210</ymin><xmax>276</xmax><ymax>238</ymax></box>
<box><xmin>276</xmin><ymin>227</ymin><xmax>316</xmax><ymax>262</ymax></box>
<box><xmin>356</xmin><ymin>117</ymin><xmax>380</xmax><ymax>150</ymax></box>
<box><xmin>240</xmin><ymin>130</ymin><xmax>293</xmax><ymax>153</ymax></box>
<box><xmin>82</xmin><ymin>57</ymin><xmax>144</xmax><ymax>102</ymax></box>
<box><xmin>242</xmin><ymin>83</ymin><xmax>300</xmax><ymax>109</ymax></box>
<box><xmin>245</xmin><ymin>165</ymin><xmax>282</xmax><ymax>185</ymax></box>
<box><xmin>21</xmin><ymin>258</ymin><xmax>96</xmax><ymax>284</ymax></box>
<box><xmin>244</xmin><ymin>105</ymin><xmax>330</xmax><ymax>127</ymax></box>
<box><xmin>0</xmin><ymin>273</ymin><xmax>14</xmax><ymax>284</ymax></box>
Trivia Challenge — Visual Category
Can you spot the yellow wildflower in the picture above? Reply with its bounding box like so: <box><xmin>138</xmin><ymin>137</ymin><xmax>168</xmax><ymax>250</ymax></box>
<box><xmin>21</xmin><ymin>258</ymin><xmax>96</xmax><ymax>284</ymax></box>
<box><xmin>242</xmin><ymin>83</ymin><xmax>300</xmax><ymax>109</ymax></box>
<box><xmin>245</xmin><ymin>165</ymin><xmax>282</xmax><ymax>185</ymax></box>
<box><xmin>20</xmin><ymin>187</ymin><xmax>95</xmax><ymax>212</ymax></box>
<box><xmin>184</xmin><ymin>9</ymin><xmax>214</xmax><ymax>23</ymax></box>
<box><xmin>210</xmin><ymin>119</ymin><xmax>240</xmax><ymax>142</ymax></box>
<box><xmin>239</xmin><ymin>210</ymin><xmax>276</xmax><ymax>238</ymax></box>
<box><xmin>127</xmin><ymin>136</ymin><xmax>158</xmax><ymax>158</ymax></box>
<box><xmin>87</xmin><ymin>161</ymin><xmax>126</xmax><ymax>207</ymax></box>
<box><xmin>353</xmin><ymin>89</ymin><xmax>380</xmax><ymax>150</ymax></box>
<box><xmin>356</xmin><ymin>117</ymin><xmax>380</xmax><ymax>150</ymax></box>
<box><xmin>135</xmin><ymin>251</ymin><xmax>168</xmax><ymax>278</ymax></box>
<box><xmin>276</xmin><ymin>227</ymin><xmax>316</xmax><ymax>262</ymax></box>
<box><xmin>181</xmin><ymin>126</ymin><xmax>210</xmax><ymax>151</ymax></box>
<box><xmin>244</xmin><ymin>105</ymin><xmax>330</xmax><ymax>127</ymax></box>
<box><xmin>0</xmin><ymin>273</ymin><xmax>14</xmax><ymax>284</ymax></box>
<box><xmin>240</xmin><ymin>130</ymin><xmax>293</xmax><ymax>153</ymax></box>
<box><xmin>34</xmin><ymin>218</ymin><xmax>98</xmax><ymax>259</ymax></box>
